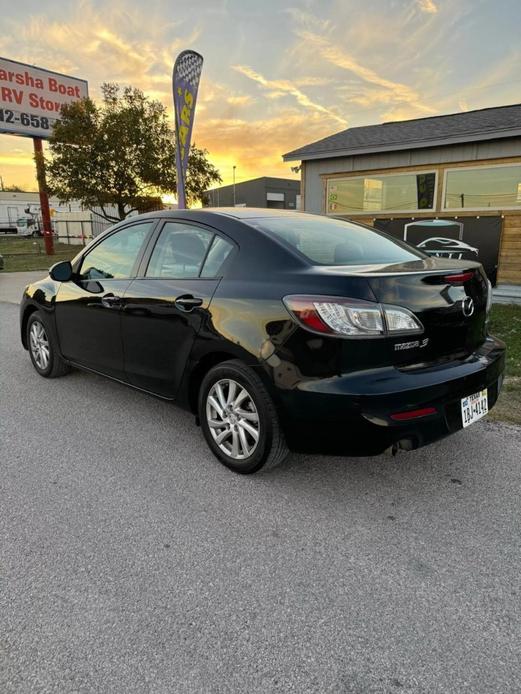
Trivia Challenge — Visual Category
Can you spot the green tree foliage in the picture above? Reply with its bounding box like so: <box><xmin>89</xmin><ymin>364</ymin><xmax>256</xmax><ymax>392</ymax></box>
<box><xmin>47</xmin><ymin>83</ymin><xmax>221</xmax><ymax>221</ymax></box>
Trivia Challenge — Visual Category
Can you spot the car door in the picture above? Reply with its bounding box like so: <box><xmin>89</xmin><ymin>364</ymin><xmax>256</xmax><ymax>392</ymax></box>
<box><xmin>54</xmin><ymin>220</ymin><xmax>156</xmax><ymax>379</ymax></box>
<box><xmin>121</xmin><ymin>220</ymin><xmax>235</xmax><ymax>398</ymax></box>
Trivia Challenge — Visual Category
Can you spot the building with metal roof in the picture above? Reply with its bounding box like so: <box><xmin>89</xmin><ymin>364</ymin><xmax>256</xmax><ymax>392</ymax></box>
<box><xmin>204</xmin><ymin>177</ymin><xmax>300</xmax><ymax>211</ymax></box>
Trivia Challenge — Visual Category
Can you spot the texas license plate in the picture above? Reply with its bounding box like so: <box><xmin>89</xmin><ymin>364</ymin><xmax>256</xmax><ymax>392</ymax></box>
<box><xmin>461</xmin><ymin>389</ymin><xmax>488</xmax><ymax>428</ymax></box>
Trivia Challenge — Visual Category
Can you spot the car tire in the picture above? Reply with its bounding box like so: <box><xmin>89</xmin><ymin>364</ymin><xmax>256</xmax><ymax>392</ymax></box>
<box><xmin>198</xmin><ymin>359</ymin><xmax>289</xmax><ymax>474</ymax></box>
<box><xmin>27</xmin><ymin>311</ymin><xmax>70</xmax><ymax>378</ymax></box>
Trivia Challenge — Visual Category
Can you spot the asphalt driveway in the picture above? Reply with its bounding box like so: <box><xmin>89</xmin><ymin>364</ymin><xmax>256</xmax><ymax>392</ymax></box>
<box><xmin>1</xmin><ymin>300</ymin><xmax>521</xmax><ymax>693</ymax></box>
<box><xmin>0</xmin><ymin>271</ymin><xmax>45</xmax><ymax>304</ymax></box>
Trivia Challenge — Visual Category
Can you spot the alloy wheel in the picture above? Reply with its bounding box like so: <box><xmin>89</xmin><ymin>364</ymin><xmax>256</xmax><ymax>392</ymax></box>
<box><xmin>206</xmin><ymin>378</ymin><xmax>260</xmax><ymax>459</ymax></box>
<box><xmin>29</xmin><ymin>320</ymin><xmax>50</xmax><ymax>371</ymax></box>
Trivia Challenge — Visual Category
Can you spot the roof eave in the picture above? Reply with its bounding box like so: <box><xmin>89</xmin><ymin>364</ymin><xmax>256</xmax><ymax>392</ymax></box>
<box><xmin>282</xmin><ymin>128</ymin><xmax>521</xmax><ymax>162</ymax></box>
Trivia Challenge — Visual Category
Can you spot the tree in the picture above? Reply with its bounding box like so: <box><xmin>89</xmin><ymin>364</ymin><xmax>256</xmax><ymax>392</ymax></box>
<box><xmin>46</xmin><ymin>83</ymin><xmax>221</xmax><ymax>221</ymax></box>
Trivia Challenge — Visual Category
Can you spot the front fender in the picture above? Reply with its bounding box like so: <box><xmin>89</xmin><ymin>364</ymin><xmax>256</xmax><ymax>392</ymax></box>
<box><xmin>20</xmin><ymin>278</ymin><xmax>60</xmax><ymax>350</ymax></box>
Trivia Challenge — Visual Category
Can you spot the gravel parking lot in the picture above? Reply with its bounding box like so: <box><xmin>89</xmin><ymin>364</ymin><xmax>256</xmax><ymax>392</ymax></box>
<box><xmin>1</xmin><ymin>299</ymin><xmax>521</xmax><ymax>693</ymax></box>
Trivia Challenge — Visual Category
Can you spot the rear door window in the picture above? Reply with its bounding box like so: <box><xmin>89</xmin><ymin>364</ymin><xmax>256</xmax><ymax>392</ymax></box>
<box><xmin>146</xmin><ymin>222</ymin><xmax>214</xmax><ymax>279</ymax></box>
<box><xmin>200</xmin><ymin>235</ymin><xmax>234</xmax><ymax>277</ymax></box>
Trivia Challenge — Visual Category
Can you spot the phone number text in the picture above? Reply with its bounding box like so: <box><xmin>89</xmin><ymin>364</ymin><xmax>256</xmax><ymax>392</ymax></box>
<box><xmin>0</xmin><ymin>109</ymin><xmax>55</xmax><ymax>130</ymax></box>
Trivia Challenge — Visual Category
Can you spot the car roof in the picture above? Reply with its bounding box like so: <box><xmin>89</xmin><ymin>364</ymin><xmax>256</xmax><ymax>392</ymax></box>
<box><xmin>422</xmin><ymin>237</ymin><xmax>462</xmax><ymax>242</ymax></box>
<box><xmin>199</xmin><ymin>207</ymin><xmax>310</xmax><ymax>220</ymax></box>
<box><xmin>134</xmin><ymin>207</ymin><xmax>311</xmax><ymax>222</ymax></box>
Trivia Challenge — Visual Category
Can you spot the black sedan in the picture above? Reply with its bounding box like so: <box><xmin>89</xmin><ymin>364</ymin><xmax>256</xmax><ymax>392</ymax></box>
<box><xmin>20</xmin><ymin>209</ymin><xmax>505</xmax><ymax>473</ymax></box>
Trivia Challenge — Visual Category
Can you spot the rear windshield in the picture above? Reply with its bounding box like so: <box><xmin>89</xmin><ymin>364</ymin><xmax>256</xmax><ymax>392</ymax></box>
<box><xmin>248</xmin><ymin>215</ymin><xmax>424</xmax><ymax>266</ymax></box>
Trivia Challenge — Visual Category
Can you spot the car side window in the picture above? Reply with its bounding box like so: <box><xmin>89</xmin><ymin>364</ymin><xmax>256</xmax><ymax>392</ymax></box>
<box><xmin>200</xmin><ymin>235</ymin><xmax>234</xmax><ymax>278</ymax></box>
<box><xmin>146</xmin><ymin>222</ymin><xmax>214</xmax><ymax>279</ymax></box>
<box><xmin>79</xmin><ymin>222</ymin><xmax>154</xmax><ymax>280</ymax></box>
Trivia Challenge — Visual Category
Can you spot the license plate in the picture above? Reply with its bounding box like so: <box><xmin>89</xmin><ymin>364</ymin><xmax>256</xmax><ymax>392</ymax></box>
<box><xmin>461</xmin><ymin>389</ymin><xmax>488</xmax><ymax>428</ymax></box>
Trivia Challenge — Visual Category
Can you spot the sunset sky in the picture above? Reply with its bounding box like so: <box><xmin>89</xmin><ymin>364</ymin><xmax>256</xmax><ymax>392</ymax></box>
<box><xmin>1</xmin><ymin>0</ymin><xmax>520</xmax><ymax>191</ymax></box>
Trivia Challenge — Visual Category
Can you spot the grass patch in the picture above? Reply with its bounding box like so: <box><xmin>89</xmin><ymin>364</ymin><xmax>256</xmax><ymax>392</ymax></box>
<box><xmin>488</xmin><ymin>304</ymin><xmax>521</xmax><ymax>378</ymax></box>
<box><xmin>488</xmin><ymin>303</ymin><xmax>521</xmax><ymax>425</ymax></box>
<box><xmin>0</xmin><ymin>236</ymin><xmax>81</xmax><ymax>272</ymax></box>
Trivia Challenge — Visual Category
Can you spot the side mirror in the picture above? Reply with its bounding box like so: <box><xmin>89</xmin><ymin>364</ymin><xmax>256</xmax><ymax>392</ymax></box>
<box><xmin>49</xmin><ymin>260</ymin><xmax>73</xmax><ymax>282</ymax></box>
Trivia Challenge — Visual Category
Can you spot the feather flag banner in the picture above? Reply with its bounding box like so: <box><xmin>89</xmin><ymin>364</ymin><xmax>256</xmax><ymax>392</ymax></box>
<box><xmin>172</xmin><ymin>50</ymin><xmax>204</xmax><ymax>209</ymax></box>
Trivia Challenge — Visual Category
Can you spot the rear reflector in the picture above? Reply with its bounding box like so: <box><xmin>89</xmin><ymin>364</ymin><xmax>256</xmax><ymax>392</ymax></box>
<box><xmin>390</xmin><ymin>407</ymin><xmax>437</xmax><ymax>421</ymax></box>
<box><xmin>444</xmin><ymin>271</ymin><xmax>475</xmax><ymax>284</ymax></box>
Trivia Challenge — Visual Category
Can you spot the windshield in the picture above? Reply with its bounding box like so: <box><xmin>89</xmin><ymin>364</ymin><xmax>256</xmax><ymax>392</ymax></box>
<box><xmin>248</xmin><ymin>215</ymin><xmax>425</xmax><ymax>266</ymax></box>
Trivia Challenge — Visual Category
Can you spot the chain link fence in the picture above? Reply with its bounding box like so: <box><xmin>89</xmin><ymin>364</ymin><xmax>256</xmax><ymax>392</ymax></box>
<box><xmin>0</xmin><ymin>218</ymin><xmax>113</xmax><ymax>272</ymax></box>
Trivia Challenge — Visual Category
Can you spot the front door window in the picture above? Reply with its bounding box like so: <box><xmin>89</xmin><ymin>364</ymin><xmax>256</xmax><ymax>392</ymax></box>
<box><xmin>79</xmin><ymin>222</ymin><xmax>154</xmax><ymax>280</ymax></box>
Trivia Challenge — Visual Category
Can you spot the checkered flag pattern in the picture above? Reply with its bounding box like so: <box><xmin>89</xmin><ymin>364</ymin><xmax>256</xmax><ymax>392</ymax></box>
<box><xmin>174</xmin><ymin>51</ymin><xmax>203</xmax><ymax>88</ymax></box>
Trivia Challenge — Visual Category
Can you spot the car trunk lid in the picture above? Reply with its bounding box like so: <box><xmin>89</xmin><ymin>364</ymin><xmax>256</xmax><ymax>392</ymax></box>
<box><xmin>355</xmin><ymin>258</ymin><xmax>489</xmax><ymax>364</ymax></box>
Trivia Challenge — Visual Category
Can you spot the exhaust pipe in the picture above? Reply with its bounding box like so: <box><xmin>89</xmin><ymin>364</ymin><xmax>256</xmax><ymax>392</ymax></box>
<box><xmin>385</xmin><ymin>438</ymin><xmax>415</xmax><ymax>456</ymax></box>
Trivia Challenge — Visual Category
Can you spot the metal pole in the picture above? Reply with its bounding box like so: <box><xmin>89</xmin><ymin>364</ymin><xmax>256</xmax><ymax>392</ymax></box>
<box><xmin>33</xmin><ymin>137</ymin><xmax>54</xmax><ymax>256</ymax></box>
<box><xmin>233</xmin><ymin>166</ymin><xmax>236</xmax><ymax>207</ymax></box>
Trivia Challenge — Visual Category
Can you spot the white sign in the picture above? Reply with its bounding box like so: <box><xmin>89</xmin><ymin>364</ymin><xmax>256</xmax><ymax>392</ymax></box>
<box><xmin>0</xmin><ymin>57</ymin><xmax>88</xmax><ymax>139</ymax></box>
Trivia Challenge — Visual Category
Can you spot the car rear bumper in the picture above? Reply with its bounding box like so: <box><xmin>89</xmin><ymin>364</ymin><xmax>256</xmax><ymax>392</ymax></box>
<box><xmin>274</xmin><ymin>336</ymin><xmax>506</xmax><ymax>456</ymax></box>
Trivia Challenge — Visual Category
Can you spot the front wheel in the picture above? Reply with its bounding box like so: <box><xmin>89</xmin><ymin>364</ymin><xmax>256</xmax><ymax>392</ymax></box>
<box><xmin>198</xmin><ymin>360</ymin><xmax>288</xmax><ymax>474</ymax></box>
<box><xmin>27</xmin><ymin>311</ymin><xmax>70</xmax><ymax>378</ymax></box>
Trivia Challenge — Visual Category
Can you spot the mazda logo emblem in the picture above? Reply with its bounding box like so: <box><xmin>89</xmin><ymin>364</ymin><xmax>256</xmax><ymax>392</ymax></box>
<box><xmin>462</xmin><ymin>296</ymin><xmax>475</xmax><ymax>317</ymax></box>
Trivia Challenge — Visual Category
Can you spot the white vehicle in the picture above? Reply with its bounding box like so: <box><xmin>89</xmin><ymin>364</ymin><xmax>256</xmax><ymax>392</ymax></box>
<box><xmin>0</xmin><ymin>202</ymin><xmax>38</xmax><ymax>235</ymax></box>
<box><xmin>14</xmin><ymin>215</ymin><xmax>41</xmax><ymax>237</ymax></box>
<box><xmin>417</xmin><ymin>237</ymin><xmax>479</xmax><ymax>261</ymax></box>
<box><xmin>0</xmin><ymin>218</ymin><xmax>20</xmax><ymax>235</ymax></box>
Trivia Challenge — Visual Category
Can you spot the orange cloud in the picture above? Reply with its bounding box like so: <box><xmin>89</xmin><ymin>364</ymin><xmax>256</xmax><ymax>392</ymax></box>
<box><xmin>196</xmin><ymin>109</ymin><xmax>337</xmax><ymax>185</ymax></box>
<box><xmin>296</xmin><ymin>30</ymin><xmax>435</xmax><ymax>116</ymax></box>
<box><xmin>233</xmin><ymin>65</ymin><xmax>347</xmax><ymax>126</ymax></box>
<box><xmin>417</xmin><ymin>0</ymin><xmax>438</xmax><ymax>13</ymax></box>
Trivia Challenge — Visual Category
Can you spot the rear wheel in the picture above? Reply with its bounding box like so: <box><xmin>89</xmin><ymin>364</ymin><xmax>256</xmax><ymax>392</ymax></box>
<box><xmin>198</xmin><ymin>360</ymin><xmax>288</xmax><ymax>474</ymax></box>
<box><xmin>27</xmin><ymin>311</ymin><xmax>70</xmax><ymax>378</ymax></box>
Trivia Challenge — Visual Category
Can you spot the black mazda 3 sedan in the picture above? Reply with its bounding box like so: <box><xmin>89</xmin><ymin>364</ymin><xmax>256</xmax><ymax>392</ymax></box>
<box><xmin>20</xmin><ymin>209</ymin><xmax>505</xmax><ymax>473</ymax></box>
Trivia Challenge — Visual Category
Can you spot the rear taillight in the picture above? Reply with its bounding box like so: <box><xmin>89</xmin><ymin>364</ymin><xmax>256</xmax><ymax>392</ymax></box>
<box><xmin>444</xmin><ymin>271</ymin><xmax>475</xmax><ymax>284</ymax></box>
<box><xmin>283</xmin><ymin>295</ymin><xmax>424</xmax><ymax>338</ymax></box>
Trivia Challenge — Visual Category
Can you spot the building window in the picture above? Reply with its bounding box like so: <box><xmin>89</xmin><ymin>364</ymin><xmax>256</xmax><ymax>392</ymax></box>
<box><xmin>326</xmin><ymin>171</ymin><xmax>436</xmax><ymax>215</ymax></box>
<box><xmin>443</xmin><ymin>164</ymin><xmax>521</xmax><ymax>210</ymax></box>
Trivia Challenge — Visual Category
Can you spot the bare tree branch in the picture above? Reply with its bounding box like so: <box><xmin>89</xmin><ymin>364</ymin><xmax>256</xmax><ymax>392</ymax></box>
<box><xmin>89</xmin><ymin>205</ymin><xmax>120</xmax><ymax>223</ymax></box>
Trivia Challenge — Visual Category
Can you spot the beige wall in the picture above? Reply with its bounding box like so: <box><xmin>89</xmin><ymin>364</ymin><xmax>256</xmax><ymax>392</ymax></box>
<box><xmin>498</xmin><ymin>214</ymin><xmax>521</xmax><ymax>284</ymax></box>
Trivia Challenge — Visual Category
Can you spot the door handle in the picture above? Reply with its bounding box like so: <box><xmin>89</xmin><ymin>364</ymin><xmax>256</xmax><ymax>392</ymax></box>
<box><xmin>175</xmin><ymin>295</ymin><xmax>204</xmax><ymax>312</ymax></box>
<box><xmin>101</xmin><ymin>294</ymin><xmax>122</xmax><ymax>309</ymax></box>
